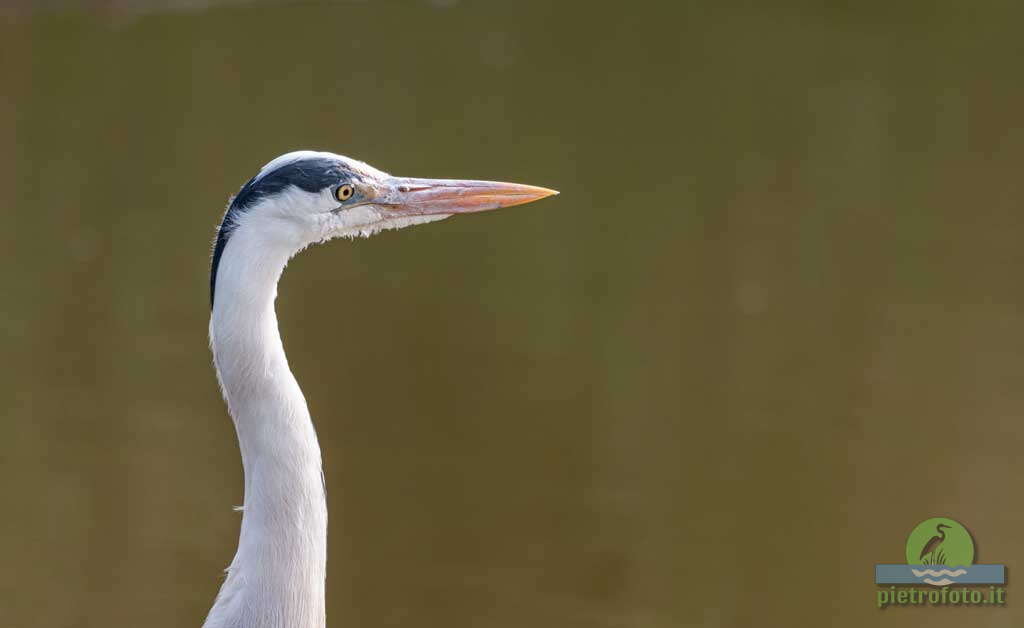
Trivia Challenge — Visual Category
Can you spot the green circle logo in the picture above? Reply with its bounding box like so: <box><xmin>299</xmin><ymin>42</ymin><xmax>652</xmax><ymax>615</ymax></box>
<box><xmin>905</xmin><ymin>517</ymin><xmax>974</xmax><ymax>567</ymax></box>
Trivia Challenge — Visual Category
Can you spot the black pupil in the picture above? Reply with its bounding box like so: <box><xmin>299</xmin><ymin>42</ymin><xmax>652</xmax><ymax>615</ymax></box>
<box><xmin>340</xmin><ymin>186</ymin><xmax>351</xmax><ymax>199</ymax></box>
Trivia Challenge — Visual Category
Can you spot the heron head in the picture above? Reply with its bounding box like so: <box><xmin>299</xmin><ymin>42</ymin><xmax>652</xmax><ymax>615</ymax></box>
<box><xmin>211</xmin><ymin>150</ymin><xmax>557</xmax><ymax>305</ymax></box>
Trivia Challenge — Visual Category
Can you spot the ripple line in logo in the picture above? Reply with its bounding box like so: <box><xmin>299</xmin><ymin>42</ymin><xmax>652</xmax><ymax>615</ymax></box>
<box><xmin>911</xmin><ymin>568</ymin><xmax>968</xmax><ymax>586</ymax></box>
<box><xmin>910</xmin><ymin>568</ymin><xmax>968</xmax><ymax>578</ymax></box>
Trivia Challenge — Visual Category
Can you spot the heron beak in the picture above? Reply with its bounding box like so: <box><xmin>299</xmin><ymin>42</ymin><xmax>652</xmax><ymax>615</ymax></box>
<box><xmin>377</xmin><ymin>176</ymin><xmax>558</xmax><ymax>216</ymax></box>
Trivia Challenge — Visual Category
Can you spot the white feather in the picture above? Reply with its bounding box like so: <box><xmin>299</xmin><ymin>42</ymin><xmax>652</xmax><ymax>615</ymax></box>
<box><xmin>205</xmin><ymin>215</ymin><xmax>327</xmax><ymax>628</ymax></box>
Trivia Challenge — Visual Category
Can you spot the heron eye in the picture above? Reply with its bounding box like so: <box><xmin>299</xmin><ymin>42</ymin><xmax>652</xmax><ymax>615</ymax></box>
<box><xmin>335</xmin><ymin>184</ymin><xmax>355</xmax><ymax>202</ymax></box>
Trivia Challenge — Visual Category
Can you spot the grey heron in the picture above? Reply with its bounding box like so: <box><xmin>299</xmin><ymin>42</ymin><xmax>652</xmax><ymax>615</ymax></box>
<box><xmin>919</xmin><ymin>523</ymin><xmax>951</xmax><ymax>565</ymax></box>
<box><xmin>203</xmin><ymin>150</ymin><xmax>557</xmax><ymax>628</ymax></box>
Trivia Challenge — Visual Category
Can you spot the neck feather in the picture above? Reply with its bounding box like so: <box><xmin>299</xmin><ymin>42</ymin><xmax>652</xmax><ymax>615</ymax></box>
<box><xmin>204</xmin><ymin>223</ymin><xmax>327</xmax><ymax>628</ymax></box>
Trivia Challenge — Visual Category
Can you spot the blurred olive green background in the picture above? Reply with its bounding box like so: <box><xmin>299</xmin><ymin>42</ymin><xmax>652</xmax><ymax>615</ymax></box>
<box><xmin>2</xmin><ymin>1</ymin><xmax>1024</xmax><ymax>626</ymax></box>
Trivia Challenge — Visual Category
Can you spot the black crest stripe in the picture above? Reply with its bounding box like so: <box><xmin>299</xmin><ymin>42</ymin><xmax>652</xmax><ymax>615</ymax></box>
<box><xmin>210</xmin><ymin>157</ymin><xmax>354</xmax><ymax>307</ymax></box>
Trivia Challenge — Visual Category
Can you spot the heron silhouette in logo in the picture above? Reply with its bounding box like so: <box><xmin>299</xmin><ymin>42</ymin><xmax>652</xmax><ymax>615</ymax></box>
<box><xmin>919</xmin><ymin>523</ymin><xmax>951</xmax><ymax>565</ymax></box>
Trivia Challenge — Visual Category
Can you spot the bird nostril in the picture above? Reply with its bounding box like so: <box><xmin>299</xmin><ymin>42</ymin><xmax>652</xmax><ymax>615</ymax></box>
<box><xmin>397</xmin><ymin>184</ymin><xmax>430</xmax><ymax>193</ymax></box>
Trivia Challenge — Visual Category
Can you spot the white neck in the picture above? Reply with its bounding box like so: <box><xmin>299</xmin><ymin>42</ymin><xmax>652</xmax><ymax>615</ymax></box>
<box><xmin>204</xmin><ymin>220</ymin><xmax>327</xmax><ymax>628</ymax></box>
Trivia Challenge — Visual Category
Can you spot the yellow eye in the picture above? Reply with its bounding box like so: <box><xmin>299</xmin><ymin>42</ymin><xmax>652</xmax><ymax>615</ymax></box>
<box><xmin>335</xmin><ymin>184</ymin><xmax>355</xmax><ymax>202</ymax></box>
